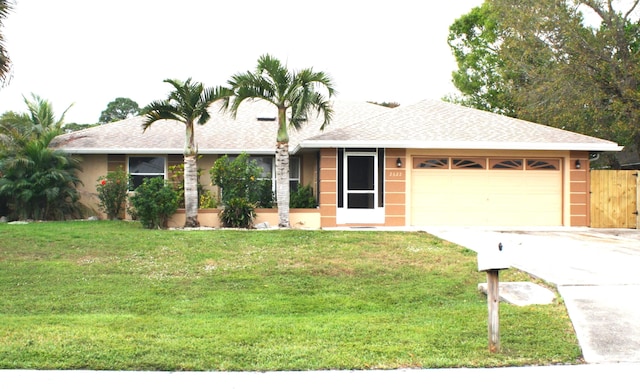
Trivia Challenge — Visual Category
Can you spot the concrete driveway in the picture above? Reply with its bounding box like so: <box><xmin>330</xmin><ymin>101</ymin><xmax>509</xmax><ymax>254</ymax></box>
<box><xmin>422</xmin><ymin>227</ymin><xmax>640</xmax><ymax>364</ymax></box>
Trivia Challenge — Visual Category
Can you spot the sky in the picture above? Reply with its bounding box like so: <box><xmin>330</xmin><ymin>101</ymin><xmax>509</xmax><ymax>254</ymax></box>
<box><xmin>0</xmin><ymin>0</ymin><xmax>485</xmax><ymax>124</ymax></box>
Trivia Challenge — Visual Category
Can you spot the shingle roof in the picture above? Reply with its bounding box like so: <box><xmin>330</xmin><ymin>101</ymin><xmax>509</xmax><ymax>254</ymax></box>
<box><xmin>50</xmin><ymin>100</ymin><xmax>390</xmax><ymax>154</ymax></box>
<box><xmin>298</xmin><ymin>99</ymin><xmax>621</xmax><ymax>152</ymax></box>
<box><xmin>51</xmin><ymin>99</ymin><xmax>621</xmax><ymax>154</ymax></box>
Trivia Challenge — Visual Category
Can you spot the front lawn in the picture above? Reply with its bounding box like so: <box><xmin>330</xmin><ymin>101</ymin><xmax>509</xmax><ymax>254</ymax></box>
<box><xmin>0</xmin><ymin>221</ymin><xmax>581</xmax><ymax>370</ymax></box>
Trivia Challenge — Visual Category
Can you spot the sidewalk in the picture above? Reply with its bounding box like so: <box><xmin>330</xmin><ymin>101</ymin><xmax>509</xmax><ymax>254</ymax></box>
<box><xmin>1</xmin><ymin>363</ymin><xmax>639</xmax><ymax>389</ymax></box>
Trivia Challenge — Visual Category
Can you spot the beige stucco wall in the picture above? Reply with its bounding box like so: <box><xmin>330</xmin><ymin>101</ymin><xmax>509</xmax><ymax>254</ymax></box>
<box><xmin>299</xmin><ymin>151</ymin><xmax>318</xmax><ymax>194</ymax></box>
<box><xmin>75</xmin><ymin>152</ymin><xmax>320</xmax><ymax>225</ymax></box>
<box><xmin>75</xmin><ymin>154</ymin><xmax>108</xmax><ymax>217</ymax></box>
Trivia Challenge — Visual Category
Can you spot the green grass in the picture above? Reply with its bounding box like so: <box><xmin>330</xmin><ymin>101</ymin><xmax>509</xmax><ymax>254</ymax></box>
<box><xmin>0</xmin><ymin>221</ymin><xmax>582</xmax><ymax>371</ymax></box>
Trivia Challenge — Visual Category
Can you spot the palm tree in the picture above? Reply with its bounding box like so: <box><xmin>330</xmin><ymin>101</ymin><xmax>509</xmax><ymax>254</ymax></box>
<box><xmin>0</xmin><ymin>95</ymin><xmax>81</xmax><ymax>220</ymax></box>
<box><xmin>142</xmin><ymin>78</ymin><xmax>228</xmax><ymax>228</ymax></box>
<box><xmin>0</xmin><ymin>0</ymin><xmax>12</xmax><ymax>85</ymax></box>
<box><xmin>1</xmin><ymin>94</ymin><xmax>72</xmax><ymax>161</ymax></box>
<box><xmin>223</xmin><ymin>54</ymin><xmax>336</xmax><ymax>227</ymax></box>
<box><xmin>0</xmin><ymin>129</ymin><xmax>82</xmax><ymax>220</ymax></box>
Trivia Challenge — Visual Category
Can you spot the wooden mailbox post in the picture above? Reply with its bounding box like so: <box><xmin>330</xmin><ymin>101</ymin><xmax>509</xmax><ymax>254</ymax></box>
<box><xmin>477</xmin><ymin>243</ymin><xmax>510</xmax><ymax>353</ymax></box>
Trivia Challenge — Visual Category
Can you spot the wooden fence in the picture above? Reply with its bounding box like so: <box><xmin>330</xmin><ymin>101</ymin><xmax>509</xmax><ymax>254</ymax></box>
<box><xmin>590</xmin><ymin>170</ymin><xmax>639</xmax><ymax>229</ymax></box>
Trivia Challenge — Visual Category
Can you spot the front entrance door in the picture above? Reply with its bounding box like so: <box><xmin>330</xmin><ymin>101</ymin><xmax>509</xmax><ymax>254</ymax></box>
<box><xmin>336</xmin><ymin>149</ymin><xmax>385</xmax><ymax>224</ymax></box>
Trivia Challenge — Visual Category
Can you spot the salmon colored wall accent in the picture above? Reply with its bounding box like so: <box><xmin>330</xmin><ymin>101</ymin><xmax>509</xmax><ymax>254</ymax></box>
<box><xmin>384</xmin><ymin>149</ymin><xmax>406</xmax><ymax>226</ymax></box>
<box><xmin>570</xmin><ymin>151</ymin><xmax>590</xmax><ymax>226</ymax></box>
<box><xmin>319</xmin><ymin>149</ymin><xmax>338</xmax><ymax>227</ymax></box>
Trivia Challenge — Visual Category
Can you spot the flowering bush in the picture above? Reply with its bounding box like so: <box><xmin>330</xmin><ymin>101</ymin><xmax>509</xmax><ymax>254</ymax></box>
<box><xmin>96</xmin><ymin>168</ymin><xmax>130</xmax><ymax>220</ymax></box>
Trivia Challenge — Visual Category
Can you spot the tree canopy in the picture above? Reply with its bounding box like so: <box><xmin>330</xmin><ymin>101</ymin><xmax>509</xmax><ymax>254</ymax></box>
<box><xmin>448</xmin><ymin>0</ymin><xmax>640</xmax><ymax>165</ymax></box>
<box><xmin>99</xmin><ymin>97</ymin><xmax>140</xmax><ymax>123</ymax></box>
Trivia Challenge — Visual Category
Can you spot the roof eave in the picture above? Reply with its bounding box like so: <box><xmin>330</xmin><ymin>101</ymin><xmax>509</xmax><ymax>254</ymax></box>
<box><xmin>297</xmin><ymin>140</ymin><xmax>623</xmax><ymax>152</ymax></box>
<box><xmin>52</xmin><ymin>148</ymin><xmax>277</xmax><ymax>155</ymax></box>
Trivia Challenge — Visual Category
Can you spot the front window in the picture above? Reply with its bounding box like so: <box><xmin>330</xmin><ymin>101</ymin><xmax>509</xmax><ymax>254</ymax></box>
<box><xmin>289</xmin><ymin>157</ymin><xmax>300</xmax><ymax>192</ymax></box>
<box><xmin>246</xmin><ymin>155</ymin><xmax>300</xmax><ymax>193</ymax></box>
<box><xmin>250</xmin><ymin>156</ymin><xmax>274</xmax><ymax>179</ymax></box>
<box><xmin>129</xmin><ymin>156</ymin><xmax>166</xmax><ymax>189</ymax></box>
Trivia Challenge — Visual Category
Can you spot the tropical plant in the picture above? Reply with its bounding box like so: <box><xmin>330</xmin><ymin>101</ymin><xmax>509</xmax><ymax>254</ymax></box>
<box><xmin>0</xmin><ymin>129</ymin><xmax>82</xmax><ymax>220</ymax></box>
<box><xmin>0</xmin><ymin>94</ymin><xmax>81</xmax><ymax>220</ymax></box>
<box><xmin>96</xmin><ymin>167</ymin><xmax>130</xmax><ymax>220</ymax></box>
<box><xmin>222</xmin><ymin>54</ymin><xmax>335</xmax><ymax>227</ymax></box>
<box><xmin>128</xmin><ymin>176</ymin><xmax>179</xmax><ymax>229</ymax></box>
<box><xmin>142</xmin><ymin>78</ymin><xmax>229</xmax><ymax>227</ymax></box>
<box><xmin>218</xmin><ymin>197</ymin><xmax>256</xmax><ymax>228</ymax></box>
<box><xmin>0</xmin><ymin>0</ymin><xmax>13</xmax><ymax>86</ymax></box>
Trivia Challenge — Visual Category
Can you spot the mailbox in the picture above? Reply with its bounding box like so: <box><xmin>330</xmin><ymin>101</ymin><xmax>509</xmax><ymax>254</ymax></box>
<box><xmin>478</xmin><ymin>242</ymin><xmax>510</xmax><ymax>353</ymax></box>
<box><xmin>477</xmin><ymin>243</ymin><xmax>510</xmax><ymax>272</ymax></box>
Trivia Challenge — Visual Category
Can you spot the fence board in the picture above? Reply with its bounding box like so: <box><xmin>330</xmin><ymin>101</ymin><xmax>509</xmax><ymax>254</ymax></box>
<box><xmin>590</xmin><ymin>170</ymin><xmax>638</xmax><ymax>228</ymax></box>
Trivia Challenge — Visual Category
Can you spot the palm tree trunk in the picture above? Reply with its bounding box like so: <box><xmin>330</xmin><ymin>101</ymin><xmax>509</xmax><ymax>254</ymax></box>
<box><xmin>183</xmin><ymin>154</ymin><xmax>200</xmax><ymax>228</ymax></box>
<box><xmin>275</xmin><ymin>141</ymin><xmax>290</xmax><ymax>228</ymax></box>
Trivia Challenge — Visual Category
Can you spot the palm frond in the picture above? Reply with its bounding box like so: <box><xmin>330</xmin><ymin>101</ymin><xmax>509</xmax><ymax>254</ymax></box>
<box><xmin>141</xmin><ymin>100</ymin><xmax>184</xmax><ymax>130</ymax></box>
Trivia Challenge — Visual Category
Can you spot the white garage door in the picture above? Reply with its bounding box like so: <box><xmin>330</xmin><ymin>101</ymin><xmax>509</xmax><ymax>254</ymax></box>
<box><xmin>411</xmin><ymin>157</ymin><xmax>562</xmax><ymax>226</ymax></box>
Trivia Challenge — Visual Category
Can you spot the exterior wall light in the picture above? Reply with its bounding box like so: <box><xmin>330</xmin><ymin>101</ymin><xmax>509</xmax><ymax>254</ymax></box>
<box><xmin>575</xmin><ymin>160</ymin><xmax>581</xmax><ymax>169</ymax></box>
<box><xmin>396</xmin><ymin>157</ymin><xmax>402</xmax><ymax>168</ymax></box>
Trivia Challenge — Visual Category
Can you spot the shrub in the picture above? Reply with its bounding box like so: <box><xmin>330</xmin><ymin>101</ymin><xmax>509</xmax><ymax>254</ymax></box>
<box><xmin>219</xmin><ymin>197</ymin><xmax>256</xmax><ymax>228</ymax></box>
<box><xmin>128</xmin><ymin>177</ymin><xmax>179</xmax><ymax>229</ymax></box>
<box><xmin>210</xmin><ymin>153</ymin><xmax>268</xmax><ymax>205</ymax></box>
<box><xmin>199</xmin><ymin>190</ymin><xmax>218</xmax><ymax>209</ymax></box>
<box><xmin>255</xmin><ymin>179</ymin><xmax>275</xmax><ymax>208</ymax></box>
<box><xmin>290</xmin><ymin>184</ymin><xmax>316</xmax><ymax>208</ymax></box>
<box><xmin>96</xmin><ymin>168</ymin><xmax>130</xmax><ymax>220</ymax></box>
<box><xmin>168</xmin><ymin>162</ymin><xmax>210</xmax><ymax>208</ymax></box>
<box><xmin>210</xmin><ymin>153</ymin><xmax>274</xmax><ymax>227</ymax></box>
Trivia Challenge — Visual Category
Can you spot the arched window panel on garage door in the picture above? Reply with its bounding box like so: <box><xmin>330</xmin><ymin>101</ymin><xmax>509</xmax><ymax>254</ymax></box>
<box><xmin>452</xmin><ymin>158</ymin><xmax>486</xmax><ymax>169</ymax></box>
<box><xmin>490</xmin><ymin>159</ymin><xmax>523</xmax><ymax>170</ymax></box>
<box><xmin>413</xmin><ymin>157</ymin><xmax>449</xmax><ymax>169</ymax></box>
<box><xmin>526</xmin><ymin>159</ymin><xmax>560</xmax><ymax>170</ymax></box>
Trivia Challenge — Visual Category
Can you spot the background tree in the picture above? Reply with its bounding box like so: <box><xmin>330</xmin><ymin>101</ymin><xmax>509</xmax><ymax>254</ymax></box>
<box><xmin>99</xmin><ymin>97</ymin><xmax>140</xmax><ymax>123</ymax></box>
<box><xmin>63</xmin><ymin>122</ymin><xmax>95</xmax><ymax>132</ymax></box>
<box><xmin>448</xmin><ymin>0</ymin><xmax>640</xmax><ymax>165</ymax></box>
<box><xmin>222</xmin><ymin>54</ymin><xmax>335</xmax><ymax>227</ymax></box>
<box><xmin>0</xmin><ymin>0</ymin><xmax>12</xmax><ymax>86</ymax></box>
<box><xmin>142</xmin><ymin>78</ymin><xmax>227</xmax><ymax>228</ymax></box>
<box><xmin>447</xmin><ymin>1</ymin><xmax>513</xmax><ymax>115</ymax></box>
